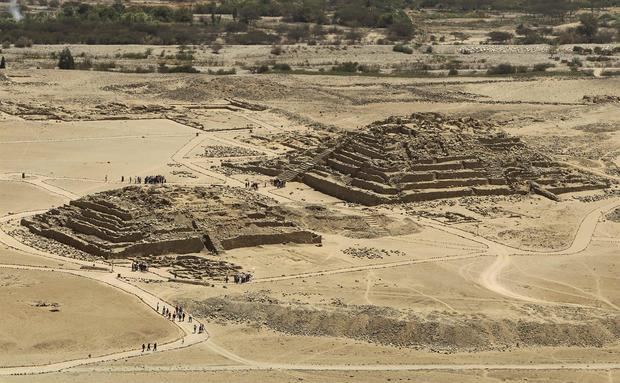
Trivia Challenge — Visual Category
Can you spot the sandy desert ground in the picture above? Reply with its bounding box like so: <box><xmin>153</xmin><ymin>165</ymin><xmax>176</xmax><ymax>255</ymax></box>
<box><xmin>0</xmin><ymin>40</ymin><xmax>620</xmax><ymax>383</ymax></box>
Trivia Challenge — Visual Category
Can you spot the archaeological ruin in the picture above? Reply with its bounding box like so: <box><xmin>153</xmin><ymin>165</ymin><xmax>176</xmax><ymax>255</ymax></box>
<box><xmin>228</xmin><ymin>113</ymin><xmax>609</xmax><ymax>205</ymax></box>
<box><xmin>21</xmin><ymin>185</ymin><xmax>321</xmax><ymax>259</ymax></box>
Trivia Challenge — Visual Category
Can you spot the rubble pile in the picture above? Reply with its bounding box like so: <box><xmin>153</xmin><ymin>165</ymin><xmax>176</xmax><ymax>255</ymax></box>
<box><xmin>132</xmin><ymin>254</ymin><xmax>241</xmax><ymax>281</ymax></box>
<box><xmin>230</xmin><ymin>113</ymin><xmax>609</xmax><ymax>205</ymax></box>
<box><xmin>342</xmin><ymin>247</ymin><xmax>405</xmax><ymax>259</ymax></box>
<box><xmin>582</xmin><ymin>95</ymin><xmax>620</xmax><ymax>104</ymax></box>
<box><xmin>201</xmin><ymin>145</ymin><xmax>263</xmax><ymax>158</ymax></box>
<box><xmin>22</xmin><ymin>185</ymin><xmax>321</xmax><ymax>259</ymax></box>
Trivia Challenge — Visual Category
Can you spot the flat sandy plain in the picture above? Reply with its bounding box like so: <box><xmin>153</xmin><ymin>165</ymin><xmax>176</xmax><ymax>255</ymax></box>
<box><xmin>0</xmin><ymin>50</ymin><xmax>620</xmax><ymax>383</ymax></box>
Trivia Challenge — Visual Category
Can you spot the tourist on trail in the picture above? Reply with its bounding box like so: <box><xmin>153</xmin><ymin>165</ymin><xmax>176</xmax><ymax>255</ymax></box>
<box><xmin>182</xmin><ymin>313</ymin><xmax>186</xmax><ymax>322</ymax></box>
<box><xmin>142</xmin><ymin>344</ymin><xmax>145</xmax><ymax>352</ymax></box>
<box><xmin>121</xmin><ymin>176</ymin><xmax>124</xmax><ymax>182</ymax></box>
<box><xmin>153</xmin><ymin>343</ymin><xmax>157</xmax><ymax>351</ymax></box>
<box><xmin>156</xmin><ymin>302</ymin><xmax>159</xmax><ymax>312</ymax></box>
<box><xmin>105</xmin><ymin>175</ymin><xmax>108</xmax><ymax>182</ymax></box>
<box><xmin>188</xmin><ymin>314</ymin><xmax>193</xmax><ymax>323</ymax></box>
<box><xmin>147</xmin><ymin>343</ymin><xmax>151</xmax><ymax>351</ymax></box>
<box><xmin>193</xmin><ymin>324</ymin><xmax>197</xmax><ymax>333</ymax></box>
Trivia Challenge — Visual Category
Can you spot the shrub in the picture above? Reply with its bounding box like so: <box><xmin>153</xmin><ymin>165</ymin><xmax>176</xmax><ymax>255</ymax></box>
<box><xmin>2</xmin><ymin>41</ymin><xmax>10</xmax><ymax>49</ymax></box>
<box><xmin>93</xmin><ymin>61</ymin><xmax>116</xmax><ymax>71</ymax></box>
<box><xmin>272</xmin><ymin>63</ymin><xmax>291</xmax><ymax>71</ymax></box>
<box><xmin>270</xmin><ymin>45</ymin><xmax>283</xmax><ymax>55</ymax></box>
<box><xmin>392</xmin><ymin>44</ymin><xmax>413</xmax><ymax>54</ymax></box>
<box><xmin>331</xmin><ymin>61</ymin><xmax>359</xmax><ymax>73</ymax></box>
<box><xmin>207</xmin><ymin>68</ymin><xmax>236</xmax><ymax>75</ymax></box>
<box><xmin>76</xmin><ymin>58</ymin><xmax>93</xmax><ymax>70</ymax></box>
<box><xmin>487</xmin><ymin>31</ymin><xmax>513</xmax><ymax>43</ymax></box>
<box><xmin>358</xmin><ymin>64</ymin><xmax>379</xmax><ymax>74</ymax></box>
<box><xmin>14</xmin><ymin>37</ymin><xmax>33</xmax><ymax>48</ymax></box>
<box><xmin>117</xmin><ymin>50</ymin><xmax>151</xmax><ymax>59</ymax></box>
<box><xmin>448</xmin><ymin>68</ymin><xmax>458</xmax><ymax>76</ymax></box>
<box><xmin>58</xmin><ymin>47</ymin><xmax>75</xmax><ymax>70</ymax></box>
<box><xmin>532</xmin><ymin>63</ymin><xmax>555</xmax><ymax>72</ymax></box>
<box><xmin>255</xmin><ymin>65</ymin><xmax>270</xmax><ymax>73</ymax></box>
<box><xmin>175</xmin><ymin>48</ymin><xmax>194</xmax><ymax>61</ymax></box>
<box><xmin>133</xmin><ymin>66</ymin><xmax>156</xmax><ymax>73</ymax></box>
<box><xmin>387</xmin><ymin>14</ymin><xmax>415</xmax><ymax>39</ymax></box>
<box><xmin>569</xmin><ymin>57</ymin><xmax>583</xmax><ymax>68</ymax></box>
<box><xmin>159</xmin><ymin>63</ymin><xmax>199</xmax><ymax>73</ymax></box>
<box><xmin>487</xmin><ymin>63</ymin><xmax>517</xmax><ymax>75</ymax></box>
<box><xmin>227</xmin><ymin>31</ymin><xmax>279</xmax><ymax>45</ymax></box>
<box><xmin>601</xmin><ymin>70</ymin><xmax>620</xmax><ymax>77</ymax></box>
<box><xmin>211</xmin><ymin>43</ymin><xmax>223</xmax><ymax>54</ymax></box>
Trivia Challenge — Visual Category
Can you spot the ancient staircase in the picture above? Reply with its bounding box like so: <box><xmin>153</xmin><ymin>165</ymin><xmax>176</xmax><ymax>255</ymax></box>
<box><xmin>277</xmin><ymin>145</ymin><xmax>341</xmax><ymax>182</ymax></box>
<box><xmin>364</xmin><ymin>215</ymin><xmax>389</xmax><ymax>237</ymax></box>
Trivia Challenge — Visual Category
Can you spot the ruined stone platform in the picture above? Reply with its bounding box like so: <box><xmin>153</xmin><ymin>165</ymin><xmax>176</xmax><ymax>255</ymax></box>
<box><xmin>21</xmin><ymin>185</ymin><xmax>321</xmax><ymax>259</ymax></box>
<box><xmin>228</xmin><ymin>113</ymin><xmax>609</xmax><ymax>205</ymax></box>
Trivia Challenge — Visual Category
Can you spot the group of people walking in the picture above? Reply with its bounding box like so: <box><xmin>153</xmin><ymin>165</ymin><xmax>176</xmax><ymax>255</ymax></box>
<box><xmin>144</xmin><ymin>175</ymin><xmax>166</xmax><ymax>184</ymax></box>
<box><xmin>231</xmin><ymin>273</ymin><xmax>251</xmax><ymax>284</ymax></box>
<box><xmin>112</xmin><ymin>175</ymin><xmax>167</xmax><ymax>184</ymax></box>
<box><xmin>157</xmin><ymin>302</ymin><xmax>191</xmax><ymax>323</ymax></box>
<box><xmin>272</xmin><ymin>178</ymin><xmax>286</xmax><ymax>188</ymax></box>
<box><xmin>194</xmin><ymin>323</ymin><xmax>205</xmax><ymax>334</ymax></box>
<box><xmin>131</xmin><ymin>261</ymin><xmax>148</xmax><ymax>272</ymax></box>
<box><xmin>244</xmin><ymin>180</ymin><xmax>259</xmax><ymax>190</ymax></box>
<box><xmin>141</xmin><ymin>343</ymin><xmax>157</xmax><ymax>352</ymax></box>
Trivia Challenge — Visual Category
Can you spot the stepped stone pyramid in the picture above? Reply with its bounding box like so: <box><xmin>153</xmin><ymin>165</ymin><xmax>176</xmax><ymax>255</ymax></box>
<box><xmin>227</xmin><ymin>113</ymin><xmax>608</xmax><ymax>205</ymax></box>
<box><xmin>22</xmin><ymin>185</ymin><xmax>321</xmax><ymax>259</ymax></box>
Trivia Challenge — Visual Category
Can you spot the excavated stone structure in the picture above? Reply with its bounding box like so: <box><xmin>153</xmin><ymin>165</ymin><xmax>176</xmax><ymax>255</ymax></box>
<box><xmin>229</xmin><ymin>113</ymin><xmax>608</xmax><ymax>205</ymax></box>
<box><xmin>22</xmin><ymin>185</ymin><xmax>321</xmax><ymax>259</ymax></box>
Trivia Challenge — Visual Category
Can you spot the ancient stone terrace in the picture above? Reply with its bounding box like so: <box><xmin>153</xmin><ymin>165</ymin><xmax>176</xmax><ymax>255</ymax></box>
<box><xmin>22</xmin><ymin>185</ymin><xmax>321</xmax><ymax>259</ymax></box>
<box><xmin>229</xmin><ymin>113</ymin><xmax>609</xmax><ymax>205</ymax></box>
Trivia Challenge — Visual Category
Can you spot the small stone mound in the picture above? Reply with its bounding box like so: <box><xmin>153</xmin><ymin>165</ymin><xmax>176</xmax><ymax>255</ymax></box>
<box><xmin>21</xmin><ymin>185</ymin><xmax>321</xmax><ymax>259</ymax></box>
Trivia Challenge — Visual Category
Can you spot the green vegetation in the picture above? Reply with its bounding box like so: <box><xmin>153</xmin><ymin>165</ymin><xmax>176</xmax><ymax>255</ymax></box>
<box><xmin>272</xmin><ymin>63</ymin><xmax>292</xmax><ymax>71</ymax></box>
<box><xmin>487</xmin><ymin>63</ymin><xmax>527</xmax><ymax>75</ymax></box>
<box><xmin>57</xmin><ymin>47</ymin><xmax>75</xmax><ymax>70</ymax></box>
<box><xmin>116</xmin><ymin>48</ymin><xmax>152</xmax><ymax>59</ymax></box>
<box><xmin>207</xmin><ymin>68</ymin><xmax>236</xmax><ymax>75</ymax></box>
<box><xmin>0</xmin><ymin>0</ymin><xmax>417</xmax><ymax>45</ymax></box>
<box><xmin>532</xmin><ymin>62</ymin><xmax>555</xmax><ymax>72</ymax></box>
<box><xmin>393</xmin><ymin>44</ymin><xmax>413</xmax><ymax>54</ymax></box>
<box><xmin>158</xmin><ymin>63</ymin><xmax>200</xmax><ymax>73</ymax></box>
<box><xmin>0</xmin><ymin>0</ymin><xmax>617</xmax><ymax>46</ymax></box>
<box><xmin>487</xmin><ymin>31</ymin><xmax>513</xmax><ymax>43</ymax></box>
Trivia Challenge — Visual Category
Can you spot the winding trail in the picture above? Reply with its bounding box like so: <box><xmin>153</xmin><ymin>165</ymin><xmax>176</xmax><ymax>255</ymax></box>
<box><xmin>475</xmin><ymin>197</ymin><xmax>620</xmax><ymax>307</ymax></box>
<box><xmin>0</xmin><ymin>262</ymin><xmax>209</xmax><ymax>376</ymax></box>
<box><xmin>252</xmin><ymin>252</ymin><xmax>487</xmax><ymax>283</ymax></box>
